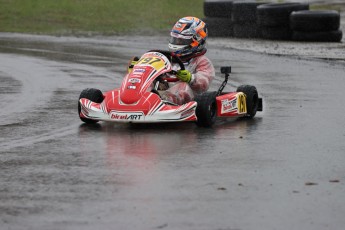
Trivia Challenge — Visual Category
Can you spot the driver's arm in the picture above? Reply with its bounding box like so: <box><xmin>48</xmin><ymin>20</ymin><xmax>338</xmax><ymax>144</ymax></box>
<box><xmin>189</xmin><ymin>56</ymin><xmax>215</xmax><ymax>93</ymax></box>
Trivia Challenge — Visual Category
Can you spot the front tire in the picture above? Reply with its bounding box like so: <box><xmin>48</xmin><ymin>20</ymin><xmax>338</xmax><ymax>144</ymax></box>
<box><xmin>78</xmin><ymin>88</ymin><xmax>104</xmax><ymax>124</ymax></box>
<box><xmin>236</xmin><ymin>85</ymin><xmax>258</xmax><ymax>118</ymax></box>
<box><xmin>194</xmin><ymin>91</ymin><xmax>217</xmax><ymax>127</ymax></box>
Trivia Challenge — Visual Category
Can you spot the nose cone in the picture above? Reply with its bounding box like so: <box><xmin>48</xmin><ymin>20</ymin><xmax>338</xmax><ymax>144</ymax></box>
<box><xmin>120</xmin><ymin>88</ymin><xmax>141</xmax><ymax>105</ymax></box>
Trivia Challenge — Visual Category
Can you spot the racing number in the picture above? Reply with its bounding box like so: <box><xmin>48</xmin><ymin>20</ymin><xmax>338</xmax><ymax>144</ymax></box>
<box><xmin>137</xmin><ymin>56</ymin><xmax>164</xmax><ymax>70</ymax></box>
<box><xmin>138</xmin><ymin>57</ymin><xmax>161</xmax><ymax>65</ymax></box>
<box><xmin>238</xmin><ymin>93</ymin><xmax>247</xmax><ymax>114</ymax></box>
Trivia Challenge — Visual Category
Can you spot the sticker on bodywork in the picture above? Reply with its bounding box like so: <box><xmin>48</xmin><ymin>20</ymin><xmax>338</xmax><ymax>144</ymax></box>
<box><xmin>221</xmin><ymin>98</ymin><xmax>237</xmax><ymax>113</ymax></box>
<box><xmin>237</xmin><ymin>93</ymin><xmax>247</xmax><ymax>114</ymax></box>
<box><xmin>220</xmin><ymin>93</ymin><xmax>247</xmax><ymax>114</ymax></box>
<box><xmin>110</xmin><ymin>111</ymin><xmax>144</xmax><ymax>121</ymax></box>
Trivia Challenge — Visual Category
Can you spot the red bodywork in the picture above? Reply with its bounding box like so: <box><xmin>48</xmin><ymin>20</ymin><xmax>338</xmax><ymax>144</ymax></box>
<box><xmin>79</xmin><ymin>52</ymin><xmax>198</xmax><ymax>123</ymax></box>
<box><xmin>79</xmin><ymin>51</ymin><xmax>255</xmax><ymax>124</ymax></box>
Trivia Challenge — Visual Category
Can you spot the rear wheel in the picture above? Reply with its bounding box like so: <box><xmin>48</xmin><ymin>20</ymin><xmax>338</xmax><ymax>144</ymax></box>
<box><xmin>194</xmin><ymin>91</ymin><xmax>217</xmax><ymax>127</ymax></box>
<box><xmin>78</xmin><ymin>88</ymin><xmax>104</xmax><ymax>124</ymax></box>
<box><xmin>236</xmin><ymin>85</ymin><xmax>258</xmax><ymax>118</ymax></box>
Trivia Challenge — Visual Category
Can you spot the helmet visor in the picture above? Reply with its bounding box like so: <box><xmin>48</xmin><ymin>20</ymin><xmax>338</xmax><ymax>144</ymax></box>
<box><xmin>169</xmin><ymin>36</ymin><xmax>193</xmax><ymax>46</ymax></box>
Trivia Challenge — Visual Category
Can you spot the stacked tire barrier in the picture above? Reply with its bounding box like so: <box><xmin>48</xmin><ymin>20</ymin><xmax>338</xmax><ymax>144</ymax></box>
<box><xmin>232</xmin><ymin>1</ymin><xmax>268</xmax><ymax>38</ymax></box>
<box><xmin>203</xmin><ymin>0</ymin><xmax>343</xmax><ymax>42</ymax></box>
<box><xmin>203</xmin><ymin>0</ymin><xmax>234</xmax><ymax>37</ymax></box>
<box><xmin>290</xmin><ymin>10</ymin><xmax>343</xmax><ymax>42</ymax></box>
<box><xmin>257</xmin><ymin>2</ymin><xmax>309</xmax><ymax>40</ymax></box>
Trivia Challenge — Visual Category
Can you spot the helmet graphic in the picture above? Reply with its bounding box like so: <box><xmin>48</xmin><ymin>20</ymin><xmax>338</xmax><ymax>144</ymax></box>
<box><xmin>168</xmin><ymin>17</ymin><xmax>208</xmax><ymax>59</ymax></box>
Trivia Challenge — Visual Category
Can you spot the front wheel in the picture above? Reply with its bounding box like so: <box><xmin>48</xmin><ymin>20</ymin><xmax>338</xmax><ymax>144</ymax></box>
<box><xmin>236</xmin><ymin>85</ymin><xmax>259</xmax><ymax>118</ymax></box>
<box><xmin>78</xmin><ymin>88</ymin><xmax>104</xmax><ymax>124</ymax></box>
<box><xmin>194</xmin><ymin>91</ymin><xmax>217</xmax><ymax>127</ymax></box>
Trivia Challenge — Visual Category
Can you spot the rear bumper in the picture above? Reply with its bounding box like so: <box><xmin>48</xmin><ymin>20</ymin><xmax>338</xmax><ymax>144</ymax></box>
<box><xmin>258</xmin><ymin>98</ymin><xmax>263</xmax><ymax>112</ymax></box>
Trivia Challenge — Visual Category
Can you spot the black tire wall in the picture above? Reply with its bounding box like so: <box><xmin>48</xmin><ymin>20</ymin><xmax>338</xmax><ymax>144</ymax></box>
<box><xmin>290</xmin><ymin>10</ymin><xmax>340</xmax><ymax>32</ymax></box>
<box><xmin>290</xmin><ymin>10</ymin><xmax>342</xmax><ymax>42</ymax></box>
<box><xmin>257</xmin><ymin>3</ymin><xmax>310</xmax><ymax>40</ymax></box>
<box><xmin>203</xmin><ymin>0</ymin><xmax>234</xmax><ymax>37</ymax></box>
<box><xmin>292</xmin><ymin>30</ymin><xmax>343</xmax><ymax>42</ymax></box>
<box><xmin>203</xmin><ymin>0</ymin><xmax>342</xmax><ymax>42</ymax></box>
<box><xmin>203</xmin><ymin>17</ymin><xmax>233</xmax><ymax>37</ymax></box>
<box><xmin>232</xmin><ymin>1</ymin><xmax>267</xmax><ymax>24</ymax></box>
<box><xmin>257</xmin><ymin>3</ymin><xmax>310</xmax><ymax>27</ymax></box>
<box><xmin>204</xmin><ymin>0</ymin><xmax>234</xmax><ymax>18</ymax></box>
<box><xmin>231</xmin><ymin>1</ymin><xmax>268</xmax><ymax>39</ymax></box>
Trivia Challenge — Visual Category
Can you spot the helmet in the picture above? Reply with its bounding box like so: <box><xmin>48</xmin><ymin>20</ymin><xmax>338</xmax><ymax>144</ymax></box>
<box><xmin>168</xmin><ymin>17</ymin><xmax>208</xmax><ymax>59</ymax></box>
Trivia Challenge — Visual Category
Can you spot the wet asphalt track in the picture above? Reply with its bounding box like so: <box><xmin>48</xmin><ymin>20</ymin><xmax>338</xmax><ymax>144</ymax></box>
<box><xmin>1</xmin><ymin>33</ymin><xmax>345</xmax><ymax>230</ymax></box>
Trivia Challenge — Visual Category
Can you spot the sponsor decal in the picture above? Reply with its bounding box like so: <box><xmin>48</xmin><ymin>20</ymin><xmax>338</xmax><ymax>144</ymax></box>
<box><xmin>127</xmin><ymin>85</ymin><xmax>136</xmax><ymax>89</ymax></box>
<box><xmin>110</xmin><ymin>112</ymin><xmax>143</xmax><ymax>120</ymax></box>
<box><xmin>128</xmin><ymin>78</ymin><xmax>141</xmax><ymax>84</ymax></box>
<box><xmin>221</xmin><ymin>98</ymin><xmax>237</xmax><ymax>113</ymax></box>
<box><xmin>180</xmin><ymin>109</ymin><xmax>195</xmax><ymax>119</ymax></box>
<box><xmin>130</xmin><ymin>74</ymin><xmax>142</xmax><ymax>78</ymax></box>
<box><xmin>133</xmin><ymin>68</ymin><xmax>146</xmax><ymax>73</ymax></box>
<box><xmin>237</xmin><ymin>93</ymin><xmax>247</xmax><ymax>114</ymax></box>
<box><xmin>149</xmin><ymin>52</ymin><xmax>164</xmax><ymax>58</ymax></box>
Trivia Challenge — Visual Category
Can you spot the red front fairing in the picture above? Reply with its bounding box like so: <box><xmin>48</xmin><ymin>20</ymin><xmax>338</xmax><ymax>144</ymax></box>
<box><xmin>103</xmin><ymin>90</ymin><xmax>162</xmax><ymax>116</ymax></box>
<box><xmin>79</xmin><ymin>51</ymin><xmax>198</xmax><ymax>123</ymax></box>
<box><xmin>120</xmin><ymin>67</ymin><xmax>156</xmax><ymax>105</ymax></box>
<box><xmin>120</xmin><ymin>52</ymin><xmax>171</xmax><ymax>105</ymax></box>
<box><xmin>80</xmin><ymin>88</ymin><xmax>197</xmax><ymax>123</ymax></box>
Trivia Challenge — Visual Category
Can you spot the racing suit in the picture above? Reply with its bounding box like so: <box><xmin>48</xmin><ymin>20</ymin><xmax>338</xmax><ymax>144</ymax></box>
<box><xmin>162</xmin><ymin>55</ymin><xmax>215</xmax><ymax>105</ymax></box>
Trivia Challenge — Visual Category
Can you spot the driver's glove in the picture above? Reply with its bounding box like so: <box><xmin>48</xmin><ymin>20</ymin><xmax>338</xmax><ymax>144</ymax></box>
<box><xmin>176</xmin><ymin>70</ymin><xmax>192</xmax><ymax>83</ymax></box>
<box><xmin>127</xmin><ymin>56</ymin><xmax>139</xmax><ymax>73</ymax></box>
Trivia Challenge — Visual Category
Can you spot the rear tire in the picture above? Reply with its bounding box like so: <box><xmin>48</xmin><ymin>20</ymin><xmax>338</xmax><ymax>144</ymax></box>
<box><xmin>194</xmin><ymin>91</ymin><xmax>217</xmax><ymax>127</ymax></box>
<box><xmin>78</xmin><ymin>88</ymin><xmax>104</xmax><ymax>124</ymax></box>
<box><xmin>236</xmin><ymin>85</ymin><xmax>258</xmax><ymax>118</ymax></box>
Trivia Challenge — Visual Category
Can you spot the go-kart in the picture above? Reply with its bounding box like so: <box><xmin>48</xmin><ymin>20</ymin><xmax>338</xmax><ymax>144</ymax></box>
<box><xmin>78</xmin><ymin>50</ymin><xmax>262</xmax><ymax>127</ymax></box>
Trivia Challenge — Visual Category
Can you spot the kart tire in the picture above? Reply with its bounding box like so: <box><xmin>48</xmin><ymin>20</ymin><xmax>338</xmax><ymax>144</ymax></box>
<box><xmin>233</xmin><ymin>24</ymin><xmax>261</xmax><ymax>38</ymax></box>
<box><xmin>204</xmin><ymin>0</ymin><xmax>234</xmax><ymax>18</ymax></box>
<box><xmin>260</xmin><ymin>26</ymin><xmax>292</xmax><ymax>40</ymax></box>
<box><xmin>202</xmin><ymin>17</ymin><xmax>233</xmax><ymax>37</ymax></box>
<box><xmin>292</xmin><ymin>30</ymin><xmax>343</xmax><ymax>42</ymax></box>
<box><xmin>257</xmin><ymin>3</ymin><xmax>309</xmax><ymax>27</ymax></box>
<box><xmin>236</xmin><ymin>85</ymin><xmax>258</xmax><ymax>118</ymax></box>
<box><xmin>194</xmin><ymin>91</ymin><xmax>217</xmax><ymax>127</ymax></box>
<box><xmin>290</xmin><ymin>10</ymin><xmax>340</xmax><ymax>32</ymax></box>
<box><xmin>231</xmin><ymin>1</ymin><xmax>268</xmax><ymax>24</ymax></box>
<box><xmin>78</xmin><ymin>88</ymin><xmax>104</xmax><ymax>124</ymax></box>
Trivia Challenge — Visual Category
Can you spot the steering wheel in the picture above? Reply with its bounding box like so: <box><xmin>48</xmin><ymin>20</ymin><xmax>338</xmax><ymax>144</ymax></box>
<box><xmin>148</xmin><ymin>50</ymin><xmax>185</xmax><ymax>82</ymax></box>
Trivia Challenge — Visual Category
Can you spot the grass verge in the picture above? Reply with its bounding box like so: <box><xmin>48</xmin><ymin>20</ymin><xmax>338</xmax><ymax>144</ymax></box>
<box><xmin>0</xmin><ymin>0</ymin><xmax>204</xmax><ymax>35</ymax></box>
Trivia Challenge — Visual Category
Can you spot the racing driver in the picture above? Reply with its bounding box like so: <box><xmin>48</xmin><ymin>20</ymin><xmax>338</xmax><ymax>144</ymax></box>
<box><xmin>129</xmin><ymin>16</ymin><xmax>215</xmax><ymax>105</ymax></box>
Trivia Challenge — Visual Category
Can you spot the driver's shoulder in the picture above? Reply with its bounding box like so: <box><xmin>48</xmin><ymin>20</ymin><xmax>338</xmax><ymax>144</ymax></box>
<box><xmin>191</xmin><ymin>55</ymin><xmax>213</xmax><ymax>68</ymax></box>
